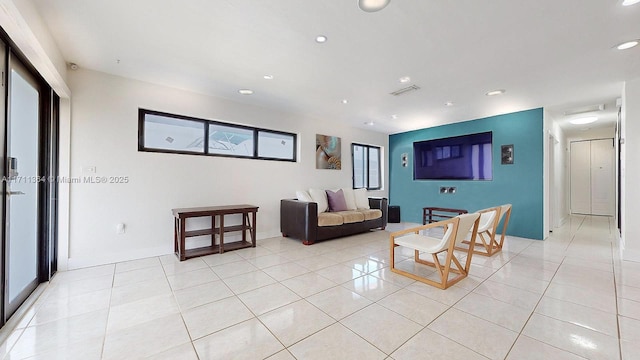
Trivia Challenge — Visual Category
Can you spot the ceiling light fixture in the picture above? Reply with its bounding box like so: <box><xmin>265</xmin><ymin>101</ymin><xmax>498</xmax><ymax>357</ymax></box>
<box><xmin>391</xmin><ymin>114</ymin><xmax>398</xmax><ymax>119</ymax></box>
<box><xmin>358</xmin><ymin>0</ymin><xmax>390</xmax><ymax>12</ymax></box>
<box><xmin>364</xmin><ymin>121</ymin><xmax>375</xmax><ymax>126</ymax></box>
<box><xmin>486</xmin><ymin>89</ymin><xmax>506</xmax><ymax>96</ymax></box>
<box><xmin>622</xmin><ymin>0</ymin><xmax>640</xmax><ymax>6</ymax></box>
<box><xmin>238</xmin><ymin>89</ymin><xmax>254</xmax><ymax>95</ymax></box>
<box><xmin>263</xmin><ymin>75</ymin><xmax>274</xmax><ymax>80</ymax></box>
<box><xmin>445</xmin><ymin>101</ymin><xmax>454</xmax><ymax>107</ymax></box>
<box><xmin>616</xmin><ymin>40</ymin><xmax>639</xmax><ymax>50</ymax></box>
<box><xmin>569</xmin><ymin>116</ymin><xmax>598</xmax><ymax>125</ymax></box>
<box><xmin>341</xmin><ymin>99</ymin><xmax>349</xmax><ymax>104</ymax></box>
<box><xmin>315</xmin><ymin>35</ymin><xmax>327</xmax><ymax>43</ymax></box>
<box><xmin>399</xmin><ymin>76</ymin><xmax>411</xmax><ymax>83</ymax></box>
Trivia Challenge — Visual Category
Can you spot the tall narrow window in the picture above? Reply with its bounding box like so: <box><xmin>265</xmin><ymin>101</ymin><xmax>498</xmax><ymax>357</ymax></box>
<box><xmin>352</xmin><ymin>143</ymin><xmax>382</xmax><ymax>190</ymax></box>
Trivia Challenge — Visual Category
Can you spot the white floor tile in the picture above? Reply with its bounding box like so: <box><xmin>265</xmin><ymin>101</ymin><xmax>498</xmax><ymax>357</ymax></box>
<box><xmin>288</xmin><ymin>323</ymin><xmax>386</xmax><ymax>360</ymax></box>
<box><xmin>507</xmin><ymin>335</ymin><xmax>588</xmax><ymax>360</ymax></box>
<box><xmin>237</xmin><ymin>283</ymin><xmax>301</xmax><ymax>315</ymax></box>
<box><xmin>259</xmin><ymin>300</ymin><xmax>335</xmax><ymax>346</ymax></box>
<box><xmin>455</xmin><ymin>292</ymin><xmax>532</xmax><ymax>332</ymax></box>
<box><xmin>306</xmin><ymin>286</ymin><xmax>372</xmax><ymax>320</ymax></box>
<box><xmin>173</xmin><ymin>279</ymin><xmax>234</xmax><ymax>310</ymax></box>
<box><xmin>193</xmin><ymin>318</ymin><xmax>284</xmax><ymax>360</ymax></box>
<box><xmin>182</xmin><ymin>296</ymin><xmax>254</xmax><ymax>340</ymax></box>
<box><xmin>522</xmin><ymin>313</ymin><xmax>620</xmax><ymax>360</ymax></box>
<box><xmin>391</xmin><ymin>328</ymin><xmax>489</xmax><ymax>360</ymax></box>
<box><xmin>377</xmin><ymin>288</ymin><xmax>448</xmax><ymax>326</ymax></box>
<box><xmin>429</xmin><ymin>308</ymin><xmax>518</xmax><ymax>360</ymax></box>
<box><xmin>341</xmin><ymin>303</ymin><xmax>422</xmax><ymax>354</ymax></box>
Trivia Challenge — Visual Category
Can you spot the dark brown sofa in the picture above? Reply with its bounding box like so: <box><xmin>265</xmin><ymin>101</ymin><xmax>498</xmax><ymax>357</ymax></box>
<box><xmin>280</xmin><ymin>197</ymin><xmax>388</xmax><ymax>245</ymax></box>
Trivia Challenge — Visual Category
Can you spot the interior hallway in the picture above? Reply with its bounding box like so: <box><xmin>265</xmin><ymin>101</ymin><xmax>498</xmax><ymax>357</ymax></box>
<box><xmin>0</xmin><ymin>215</ymin><xmax>636</xmax><ymax>359</ymax></box>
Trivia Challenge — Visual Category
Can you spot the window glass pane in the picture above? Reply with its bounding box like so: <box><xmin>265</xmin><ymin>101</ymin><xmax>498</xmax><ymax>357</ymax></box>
<box><xmin>368</xmin><ymin>147</ymin><xmax>380</xmax><ymax>189</ymax></box>
<box><xmin>353</xmin><ymin>145</ymin><xmax>365</xmax><ymax>188</ymax></box>
<box><xmin>208</xmin><ymin>124</ymin><xmax>254</xmax><ymax>156</ymax></box>
<box><xmin>258</xmin><ymin>131</ymin><xmax>295</xmax><ymax>160</ymax></box>
<box><xmin>144</xmin><ymin>114</ymin><xmax>205</xmax><ymax>153</ymax></box>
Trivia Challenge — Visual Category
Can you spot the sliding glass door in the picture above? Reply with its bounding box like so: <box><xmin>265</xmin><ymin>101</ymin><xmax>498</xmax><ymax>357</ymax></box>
<box><xmin>4</xmin><ymin>53</ymin><xmax>41</xmax><ymax>317</ymax></box>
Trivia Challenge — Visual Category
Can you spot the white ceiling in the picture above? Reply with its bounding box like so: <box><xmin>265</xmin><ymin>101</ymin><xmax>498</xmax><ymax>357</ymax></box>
<box><xmin>31</xmin><ymin>0</ymin><xmax>640</xmax><ymax>134</ymax></box>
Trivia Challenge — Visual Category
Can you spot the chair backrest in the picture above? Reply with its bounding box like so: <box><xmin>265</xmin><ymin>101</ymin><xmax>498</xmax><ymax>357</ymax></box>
<box><xmin>475</xmin><ymin>207</ymin><xmax>499</xmax><ymax>232</ymax></box>
<box><xmin>454</xmin><ymin>213</ymin><xmax>481</xmax><ymax>246</ymax></box>
<box><xmin>499</xmin><ymin>204</ymin><xmax>512</xmax><ymax>222</ymax></box>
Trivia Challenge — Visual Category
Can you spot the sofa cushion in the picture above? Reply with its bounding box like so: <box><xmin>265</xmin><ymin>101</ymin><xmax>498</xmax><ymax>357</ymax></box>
<box><xmin>309</xmin><ymin>188</ymin><xmax>329</xmax><ymax>214</ymax></box>
<box><xmin>296</xmin><ymin>190</ymin><xmax>313</xmax><ymax>202</ymax></box>
<box><xmin>354</xmin><ymin>188</ymin><xmax>370</xmax><ymax>209</ymax></box>
<box><xmin>361</xmin><ymin>209</ymin><xmax>383</xmax><ymax>221</ymax></box>
<box><xmin>326</xmin><ymin>189</ymin><xmax>348</xmax><ymax>212</ymax></box>
<box><xmin>341</xmin><ymin>188</ymin><xmax>357</xmax><ymax>210</ymax></box>
<box><xmin>334</xmin><ymin>211</ymin><xmax>365</xmax><ymax>224</ymax></box>
<box><xmin>318</xmin><ymin>212</ymin><xmax>344</xmax><ymax>227</ymax></box>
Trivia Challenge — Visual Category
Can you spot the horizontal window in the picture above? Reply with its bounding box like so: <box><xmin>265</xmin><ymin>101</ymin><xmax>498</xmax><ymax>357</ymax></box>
<box><xmin>138</xmin><ymin>109</ymin><xmax>297</xmax><ymax>162</ymax></box>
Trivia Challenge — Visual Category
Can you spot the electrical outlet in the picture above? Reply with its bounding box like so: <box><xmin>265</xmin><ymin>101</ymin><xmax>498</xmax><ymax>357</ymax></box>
<box><xmin>440</xmin><ymin>187</ymin><xmax>448</xmax><ymax>194</ymax></box>
<box><xmin>82</xmin><ymin>166</ymin><xmax>96</xmax><ymax>173</ymax></box>
<box><xmin>116</xmin><ymin>223</ymin><xmax>126</xmax><ymax>234</ymax></box>
<box><xmin>448</xmin><ymin>187</ymin><xmax>457</xmax><ymax>194</ymax></box>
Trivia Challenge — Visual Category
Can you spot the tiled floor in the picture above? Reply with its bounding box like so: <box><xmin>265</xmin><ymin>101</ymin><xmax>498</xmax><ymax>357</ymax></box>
<box><xmin>1</xmin><ymin>215</ymin><xmax>638</xmax><ymax>359</ymax></box>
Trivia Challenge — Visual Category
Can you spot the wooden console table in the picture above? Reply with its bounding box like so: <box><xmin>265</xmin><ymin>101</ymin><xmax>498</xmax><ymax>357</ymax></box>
<box><xmin>423</xmin><ymin>207</ymin><xmax>468</xmax><ymax>225</ymax></box>
<box><xmin>173</xmin><ymin>205</ymin><xmax>258</xmax><ymax>261</ymax></box>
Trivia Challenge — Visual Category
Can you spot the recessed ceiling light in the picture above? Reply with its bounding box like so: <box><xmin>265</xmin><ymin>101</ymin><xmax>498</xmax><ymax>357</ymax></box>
<box><xmin>445</xmin><ymin>101</ymin><xmax>454</xmax><ymax>107</ymax></box>
<box><xmin>399</xmin><ymin>76</ymin><xmax>411</xmax><ymax>83</ymax></box>
<box><xmin>341</xmin><ymin>99</ymin><xmax>348</xmax><ymax>104</ymax></box>
<box><xmin>364</xmin><ymin>121</ymin><xmax>375</xmax><ymax>126</ymax></box>
<box><xmin>616</xmin><ymin>40</ymin><xmax>639</xmax><ymax>50</ymax></box>
<box><xmin>358</xmin><ymin>0</ymin><xmax>391</xmax><ymax>12</ymax></box>
<box><xmin>316</xmin><ymin>35</ymin><xmax>327</xmax><ymax>43</ymax></box>
<box><xmin>238</xmin><ymin>89</ymin><xmax>254</xmax><ymax>95</ymax></box>
<box><xmin>622</xmin><ymin>0</ymin><xmax>640</xmax><ymax>6</ymax></box>
<box><xmin>263</xmin><ymin>75</ymin><xmax>274</xmax><ymax>80</ymax></box>
<box><xmin>570</xmin><ymin>116</ymin><xmax>598</xmax><ymax>125</ymax></box>
<box><xmin>486</xmin><ymin>89</ymin><xmax>506</xmax><ymax>96</ymax></box>
<box><xmin>391</xmin><ymin>114</ymin><xmax>398</xmax><ymax>119</ymax></box>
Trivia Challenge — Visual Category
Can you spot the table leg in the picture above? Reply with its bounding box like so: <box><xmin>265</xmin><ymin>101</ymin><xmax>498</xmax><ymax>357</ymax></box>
<box><xmin>242</xmin><ymin>212</ymin><xmax>247</xmax><ymax>244</ymax></box>
<box><xmin>251</xmin><ymin>210</ymin><xmax>257</xmax><ymax>247</ymax></box>
<box><xmin>179</xmin><ymin>217</ymin><xmax>186</xmax><ymax>261</ymax></box>
<box><xmin>219</xmin><ymin>214</ymin><xmax>225</xmax><ymax>254</ymax></box>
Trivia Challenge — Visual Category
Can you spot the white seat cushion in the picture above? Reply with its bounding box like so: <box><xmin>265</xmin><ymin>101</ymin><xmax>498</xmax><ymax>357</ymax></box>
<box><xmin>394</xmin><ymin>234</ymin><xmax>447</xmax><ymax>253</ymax></box>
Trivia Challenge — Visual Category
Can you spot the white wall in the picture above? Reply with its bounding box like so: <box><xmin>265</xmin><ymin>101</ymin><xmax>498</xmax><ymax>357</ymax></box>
<box><xmin>66</xmin><ymin>69</ymin><xmax>389</xmax><ymax>268</ymax></box>
<box><xmin>621</xmin><ymin>78</ymin><xmax>640</xmax><ymax>261</ymax></box>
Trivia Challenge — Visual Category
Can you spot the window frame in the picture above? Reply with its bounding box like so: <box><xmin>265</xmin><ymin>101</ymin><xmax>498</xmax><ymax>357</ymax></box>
<box><xmin>351</xmin><ymin>143</ymin><xmax>382</xmax><ymax>190</ymax></box>
<box><xmin>138</xmin><ymin>109</ymin><xmax>297</xmax><ymax>162</ymax></box>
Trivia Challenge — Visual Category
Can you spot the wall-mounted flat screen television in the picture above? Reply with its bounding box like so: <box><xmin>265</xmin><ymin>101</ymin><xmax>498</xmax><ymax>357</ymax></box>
<box><xmin>413</xmin><ymin>131</ymin><xmax>492</xmax><ymax>180</ymax></box>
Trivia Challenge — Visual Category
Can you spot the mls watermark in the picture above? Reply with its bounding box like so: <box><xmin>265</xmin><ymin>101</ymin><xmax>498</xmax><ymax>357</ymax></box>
<box><xmin>2</xmin><ymin>176</ymin><xmax>130</xmax><ymax>184</ymax></box>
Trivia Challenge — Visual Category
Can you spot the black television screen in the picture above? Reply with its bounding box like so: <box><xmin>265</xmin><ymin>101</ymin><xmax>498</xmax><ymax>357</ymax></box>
<box><xmin>413</xmin><ymin>131</ymin><xmax>492</xmax><ymax>180</ymax></box>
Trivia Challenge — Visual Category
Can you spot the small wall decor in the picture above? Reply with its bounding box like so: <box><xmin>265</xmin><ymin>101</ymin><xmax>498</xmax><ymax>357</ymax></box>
<box><xmin>316</xmin><ymin>134</ymin><xmax>341</xmax><ymax>169</ymax></box>
<box><xmin>401</xmin><ymin>153</ymin><xmax>408</xmax><ymax>167</ymax></box>
<box><xmin>501</xmin><ymin>144</ymin><xmax>514</xmax><ymax>164</ymax></box>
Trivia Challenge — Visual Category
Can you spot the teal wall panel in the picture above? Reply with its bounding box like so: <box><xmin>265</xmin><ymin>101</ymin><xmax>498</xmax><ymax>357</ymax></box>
<box><xmin>389</xmin><ymin>108</ymin><xmax>544</xmax><ymax>239</ymax></box>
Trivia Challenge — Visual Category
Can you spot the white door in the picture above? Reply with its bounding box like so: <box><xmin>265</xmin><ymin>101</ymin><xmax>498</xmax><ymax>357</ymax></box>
<box><xmin>591</xmin><ymin>139</ymin><xmax>615</xmax><ymax>215</ymax></box>
<box><xmin>570</xmin><ymin>141</ymin><xmax>591</xmax><ymax>214</ymax></box>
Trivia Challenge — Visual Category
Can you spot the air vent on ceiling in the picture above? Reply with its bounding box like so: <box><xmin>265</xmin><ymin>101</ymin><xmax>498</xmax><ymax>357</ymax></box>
<box><xmin>390</xmin><ymin>85</ymin><xmax>420</xmax><ymax>96</ymax></box>
<box><xmin>564</xmin><ymin>104</ymin><xmax>604</xmax><ymax>116</ymax></box>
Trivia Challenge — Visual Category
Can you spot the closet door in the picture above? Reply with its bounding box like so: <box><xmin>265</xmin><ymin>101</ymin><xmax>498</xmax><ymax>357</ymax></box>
<box><xmin>591</xmin><ymin>139</ymin><xmax>614</xmax><ymax>216</ymax></box>
<box><xmin>570</xmin><ymin>141</ymin><xmax>592</xmax><ymax>214</ymax></box>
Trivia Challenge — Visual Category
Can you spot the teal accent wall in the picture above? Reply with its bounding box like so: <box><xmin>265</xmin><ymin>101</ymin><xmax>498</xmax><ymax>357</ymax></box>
<box><xmin>389</xmin><ymin>108</ymin><xmax>544</xmax><ymax>240</ymax></box>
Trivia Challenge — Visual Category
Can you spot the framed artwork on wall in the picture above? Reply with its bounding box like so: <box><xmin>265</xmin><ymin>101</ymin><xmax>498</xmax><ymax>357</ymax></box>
<box><xmin>316</xmin><ymin>134</ymin><xmax>341</xmax><ymax>169</ymax></box>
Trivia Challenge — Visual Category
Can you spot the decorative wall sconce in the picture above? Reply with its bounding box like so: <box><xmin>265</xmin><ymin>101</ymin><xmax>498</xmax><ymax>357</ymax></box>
<box><xmin>501</xmin><ymin>144</ymin><xmax>514</xmax><ymax>164</ymax></box>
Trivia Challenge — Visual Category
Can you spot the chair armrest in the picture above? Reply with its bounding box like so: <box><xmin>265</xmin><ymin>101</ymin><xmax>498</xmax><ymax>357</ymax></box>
<box><xmin>369</xmin><ymin>197</ymin><xmax>388</xmax><ymax>228</ymax></box>
<box><xmin>280</xmin><ymin>199</ymin><xmax>317</xmax><ymax>243</ymax></box>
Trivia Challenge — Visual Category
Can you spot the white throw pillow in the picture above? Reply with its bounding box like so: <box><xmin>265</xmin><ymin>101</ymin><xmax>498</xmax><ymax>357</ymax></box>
<box><xmin>295</xmin><ymin>190</ymin><xmax>313</xmax><ymax>202</ymax></box>
<box><xmin>308</xmin><ymin>188</ymin><xmax>329</xmax><ymax>214</ymax></box>
<box><xmin>354</xmin><ymin>188</ymin><xmax>370</xmax><ymax>209</ymax></box>
<box><xmin>341</xmin><ymin>188</ymin><xmax>357</xmax><ymax>210</ymax></box>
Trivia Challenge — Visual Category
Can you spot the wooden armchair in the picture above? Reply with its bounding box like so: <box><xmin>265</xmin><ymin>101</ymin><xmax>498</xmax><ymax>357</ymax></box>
<box><xmin>389</xmin><ymin>213</ymin><xmax>480</xmax><ymax>289</ymax></box>
<box><xmin>459</xmin><ymin>204</ymin><xmax>512</xmax><ymax>256</ymax></box>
